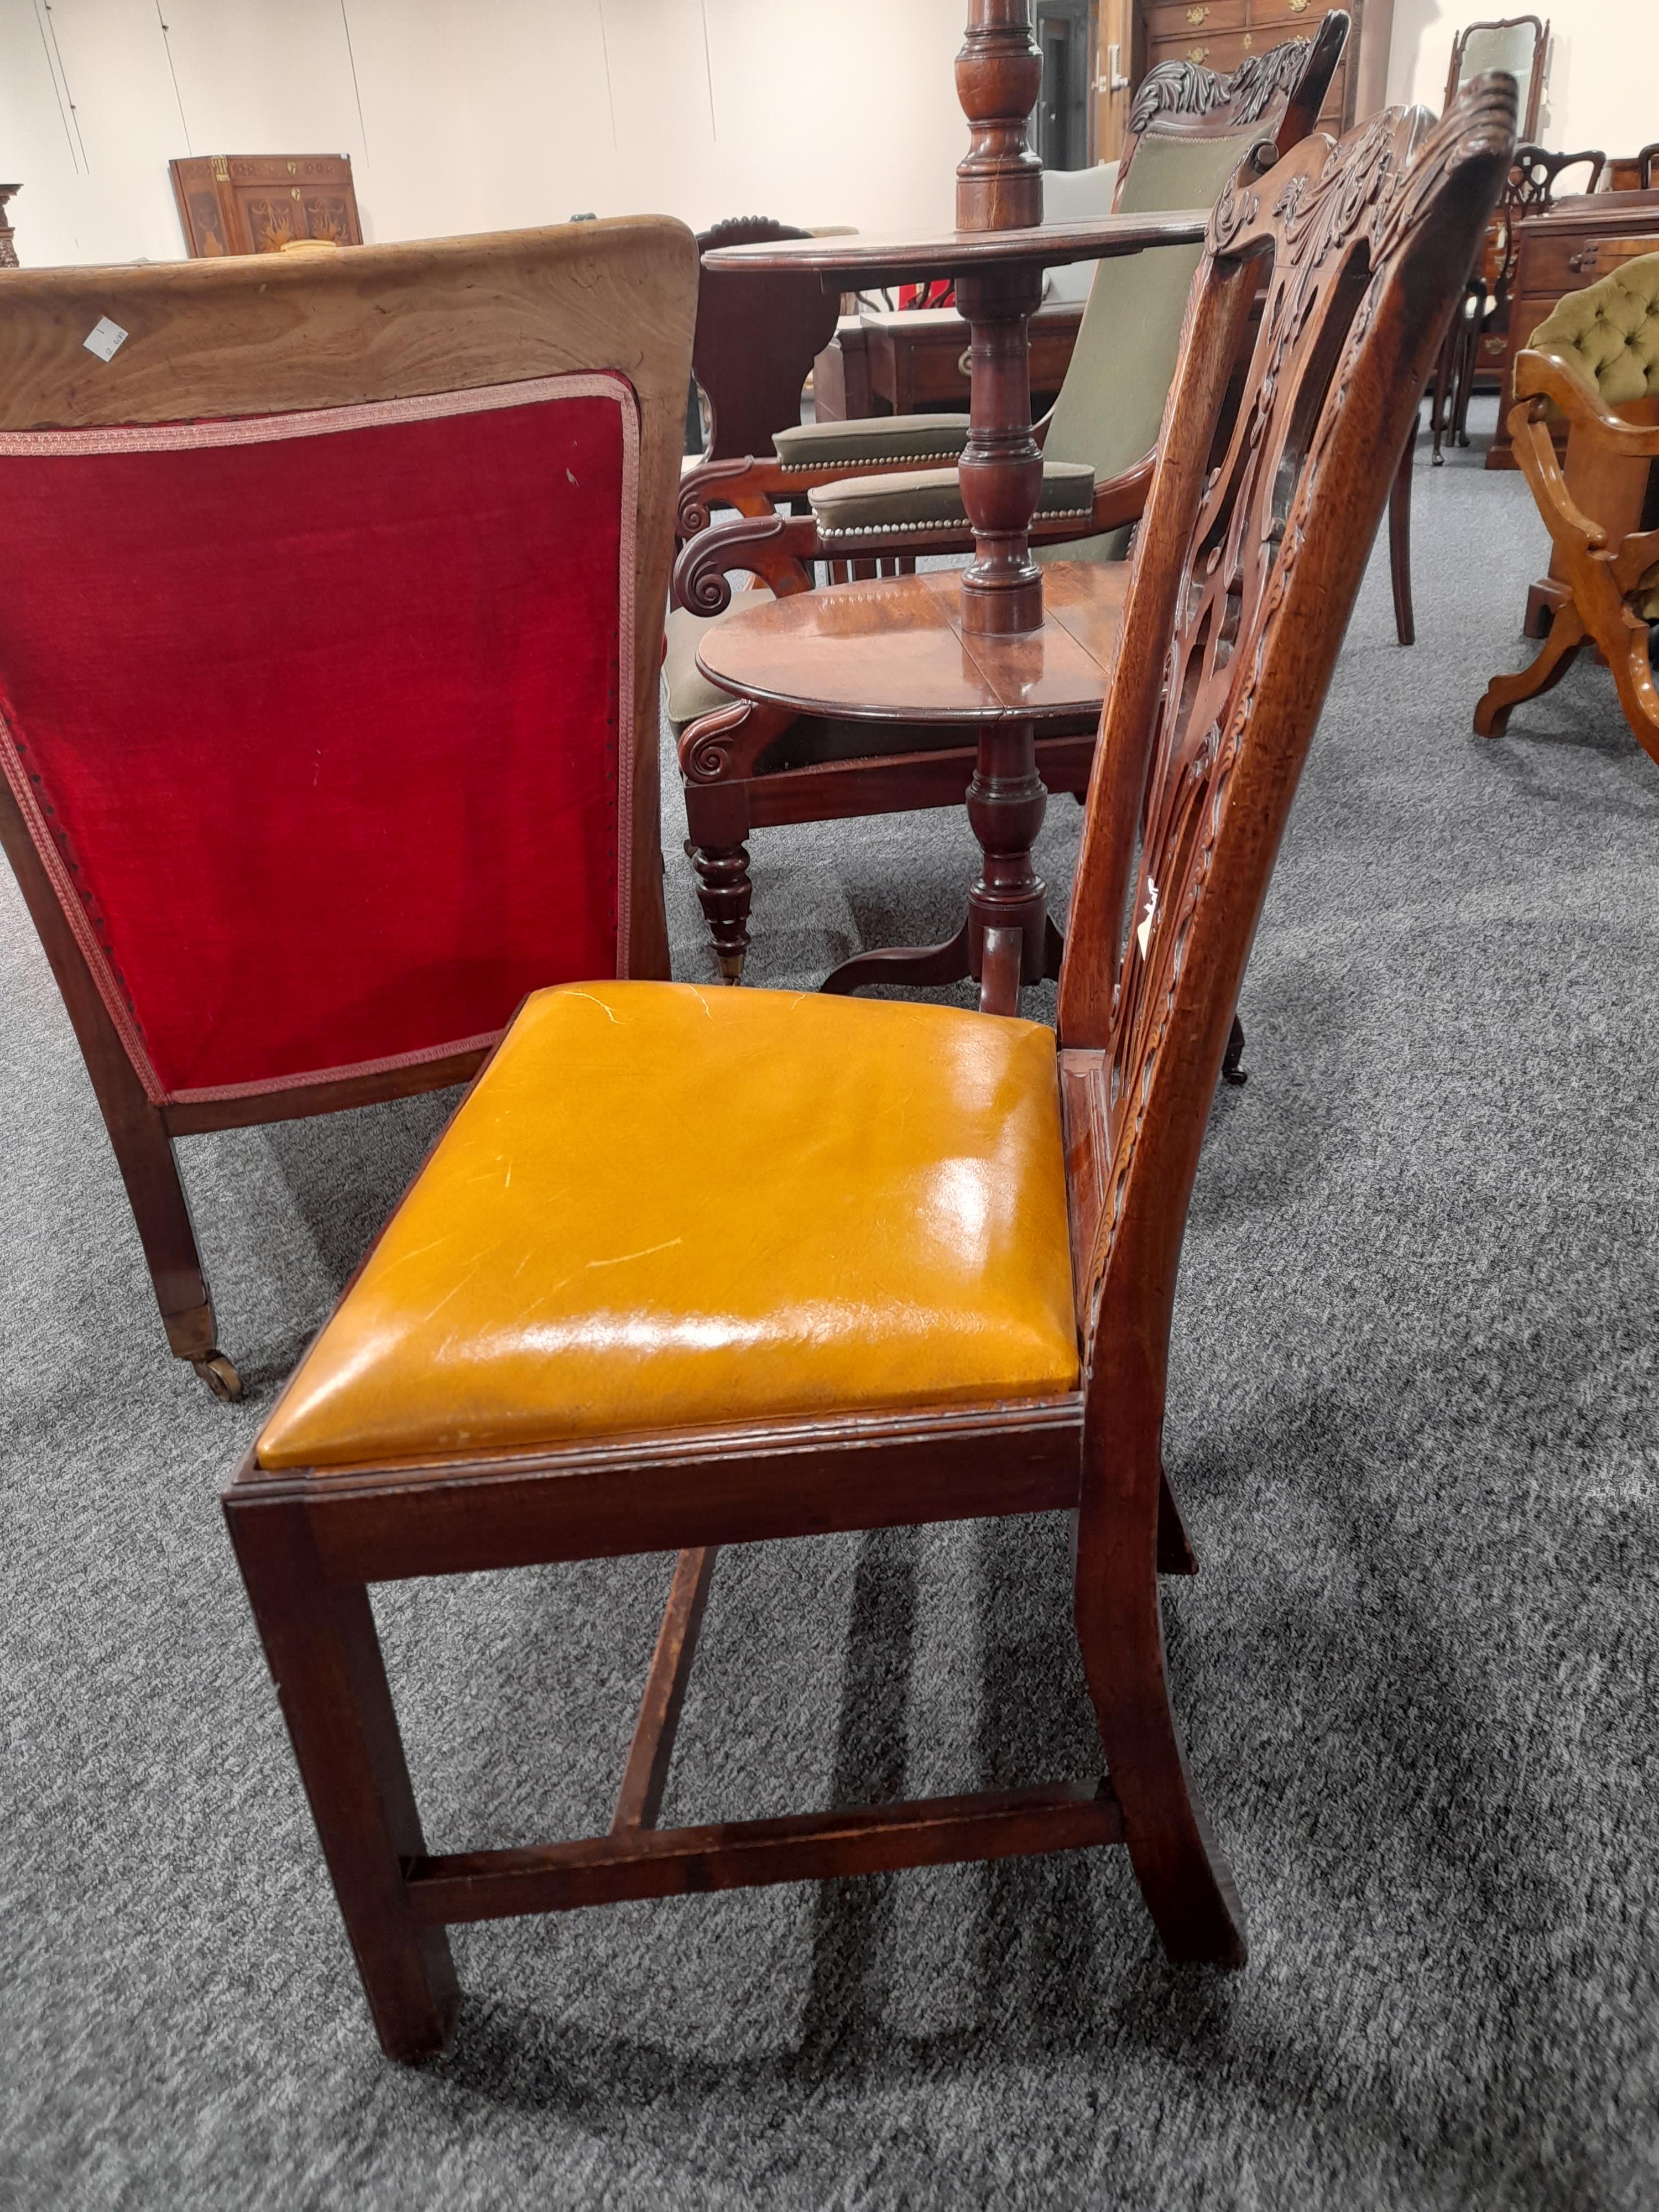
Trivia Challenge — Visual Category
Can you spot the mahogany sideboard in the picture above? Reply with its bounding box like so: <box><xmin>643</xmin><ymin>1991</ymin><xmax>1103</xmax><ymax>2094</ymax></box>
<box><xmin>813</xmin><ymin>299</ymin><xmax>1084</xmax><ymax>420</ymax></box>
<box><xmin>1488</xmin><ymin>187</ymin><xmax>1659</xmax><ymax>468</ymax></box>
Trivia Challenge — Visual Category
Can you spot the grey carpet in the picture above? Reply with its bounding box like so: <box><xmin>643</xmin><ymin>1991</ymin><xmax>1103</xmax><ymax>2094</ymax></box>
<box><xmin>3</xmin><ymin>407</ymin><xmax>1656</xmax><ymax>2210</ymax></box>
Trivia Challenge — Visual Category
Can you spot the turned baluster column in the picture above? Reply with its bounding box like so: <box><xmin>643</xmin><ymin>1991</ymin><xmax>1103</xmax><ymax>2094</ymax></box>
<box><xmin>954</xmin><ymin>0</ymin><xmax>1046</xmax><ymax>639</ymax></box>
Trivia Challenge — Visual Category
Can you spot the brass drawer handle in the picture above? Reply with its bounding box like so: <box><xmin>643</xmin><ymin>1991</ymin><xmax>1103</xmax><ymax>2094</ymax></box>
<box><xmin>1186</xmin><ymin>6</ymin><xmax>1208</xmax><ymax>22</ymax></box>
<box><xmin>1187</xmin><ymin>43</ymin><xmax>1209</xmax><ymax>61</ymax></box>
<box><xmin>1288</xmin><ymin>0</ymin><xmax>1311</xmax><ymax>13</ymax></box>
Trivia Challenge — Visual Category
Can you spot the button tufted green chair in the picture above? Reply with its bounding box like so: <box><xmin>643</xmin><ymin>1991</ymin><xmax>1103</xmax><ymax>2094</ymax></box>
<box><xmin>666</xmin><ymin>18</ymin><xmax>1349</xmax><ymax>981</ymax></box>
<box><xmin>1475</xmin><ymin>250</ymin><xmax>1659</xmax><ymax>761</ymax></box>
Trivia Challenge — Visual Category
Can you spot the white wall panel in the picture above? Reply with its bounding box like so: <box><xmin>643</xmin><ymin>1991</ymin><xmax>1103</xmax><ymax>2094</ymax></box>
<box><xmin>1386</xmin><ymin>0</ymin><xmax>1657</xmax><ymax>157</ymax></box>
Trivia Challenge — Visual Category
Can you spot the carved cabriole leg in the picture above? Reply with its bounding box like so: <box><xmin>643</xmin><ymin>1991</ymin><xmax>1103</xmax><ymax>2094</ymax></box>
<box><xmin>1074</xmin><ymin>1416</ymin><xmax>1246</xmax><ymax>1967</ymax></box>
<box><xmin>1473</xmin><ymin>602</ymin><xmax>1588</xmax><ymax>735</ymax></box>
<box><xmin>225</xmin><ymin>1498</ymin><xmax>460</xmax><ymax>2061</ymax></box>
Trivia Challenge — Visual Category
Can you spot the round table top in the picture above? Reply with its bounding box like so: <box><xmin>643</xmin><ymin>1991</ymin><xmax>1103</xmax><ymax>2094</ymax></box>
<box><xmin>695</xmin><ymin>562</ymin><xmax>1129</xmax><ymax>727</ymax></box>
<box><xmin>700</xmin><ymin>209</ymin><xmax>1208</xmax><ymax>289</ymax></box>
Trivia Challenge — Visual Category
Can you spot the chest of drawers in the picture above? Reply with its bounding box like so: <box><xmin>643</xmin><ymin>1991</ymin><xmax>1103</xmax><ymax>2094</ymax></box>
<box><xmin>1134</xmin><ymin>0</ymin><xmax>1387</xmax><ymax>138</ymax></box>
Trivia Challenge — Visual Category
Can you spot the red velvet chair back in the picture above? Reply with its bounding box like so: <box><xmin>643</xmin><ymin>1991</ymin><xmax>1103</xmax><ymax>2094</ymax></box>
<box><xmin>0</xmin><ymin>220</ymin><xmax>698</xmax><ymax>1389</ymax></box>
<box><xmin>0</xmin><ymin>223</ymin><xmax>698</xmax><ymax>1107</ymax></box>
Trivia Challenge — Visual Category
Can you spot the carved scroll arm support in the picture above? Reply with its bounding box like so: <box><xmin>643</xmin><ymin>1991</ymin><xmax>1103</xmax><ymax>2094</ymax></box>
<box><xmin>677</xmin><ymin>696</ymin><xmax>799</xmax><ymax>787</ymax></box>
<box><xmin>1515</xmin><ymin>349</ymin><xmax>1659</xmax><ymax>462</ymax></box>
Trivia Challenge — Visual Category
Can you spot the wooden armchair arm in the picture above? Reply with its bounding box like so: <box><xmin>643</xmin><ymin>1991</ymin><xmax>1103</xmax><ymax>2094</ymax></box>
<box><xmin>673</xmin><ymin>512</ymin><xmax>822</xmax><ymax>612</ymax></box>
<box><xmin>674</xmin><ymin>451</ymin><xmax>1158</xmax><ymax>611</ymax></box>
<box><xmin>676</xmin><ymin>447</ymin><xmax>969</xmax><ymax>539</ymax></box>
<box><xmin>1512</xmin><ymin>348</ymin><xmax>1659</xmax><ymax>459</ymax></box>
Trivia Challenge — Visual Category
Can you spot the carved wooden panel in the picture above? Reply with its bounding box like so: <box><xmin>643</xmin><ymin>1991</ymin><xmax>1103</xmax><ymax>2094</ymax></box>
<box><xmin>1130</xmin><ymin>0</ymin><xmax>1395</xmax><ymax>138</ymax></box>
<box><xmin>1057</xmin><ymin>86</ymin><xmax>1515</xmax><ymax>1333</ymax></box>
<box><xmin>169</xmin><ymin>155</ymin><xmax>362</xmax><ymax>259</ymax></box>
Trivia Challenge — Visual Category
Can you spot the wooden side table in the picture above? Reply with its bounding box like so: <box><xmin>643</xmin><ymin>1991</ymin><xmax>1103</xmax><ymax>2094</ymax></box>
<box><xmin>697</xmin><ymin>1</ymin><xmax>1208</xmax><ymax>1014</ymax></box>
<box><xmin>697</xmin><ymin>564</ymin><xmax>1125</xmax><ymax>1011</ymax></box>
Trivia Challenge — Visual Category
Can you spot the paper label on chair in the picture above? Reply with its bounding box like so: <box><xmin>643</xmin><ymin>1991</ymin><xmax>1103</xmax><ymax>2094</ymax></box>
<box><xmin>82</xmin><ymin>317</ymin><xmax>128</xmax><ymax>362</ymax></box>
<box><xmin>1136</xmin><ymin>879</ymin><xmax>1159</xmax><ymax>959</ymax></box>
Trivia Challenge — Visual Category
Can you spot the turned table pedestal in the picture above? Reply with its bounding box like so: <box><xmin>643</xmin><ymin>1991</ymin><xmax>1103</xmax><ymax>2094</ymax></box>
<box><xmin>699</xmin><ymin>207</ymin><xmax>1205</xmax><ymax>1013</ymax></box>
<box><xmin>696</xmin><ymin>562</ymin><xmax>1128</xmax><ymax>1015</ymax></box>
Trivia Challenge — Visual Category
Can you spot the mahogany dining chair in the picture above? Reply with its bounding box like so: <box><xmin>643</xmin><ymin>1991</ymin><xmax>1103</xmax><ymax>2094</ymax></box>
<box><xmin>223</xmin><ymin>81</ymin><xmax>1515</xmax><ymax>2059</ymax></box>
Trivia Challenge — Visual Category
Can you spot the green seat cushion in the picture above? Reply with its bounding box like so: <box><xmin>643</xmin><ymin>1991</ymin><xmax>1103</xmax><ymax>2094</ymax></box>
<box><xmin>662</xmin><ymin>592</ymin><xmax>774</xmax><ymax>728</ymax></box>
<box><xmin>811</xmin><ymin>460</ymin><xmax>1094</xmax><ymax>540</ymax></box>
<box><xmin>773</xmin><ymin>413</ymin><xmax>972</xmax><ymax>472</ymax></box>
<box><xmin>1528</xmin><ymin>251</ymin><xmax>1659</xmax><ymax>408</ymax></box>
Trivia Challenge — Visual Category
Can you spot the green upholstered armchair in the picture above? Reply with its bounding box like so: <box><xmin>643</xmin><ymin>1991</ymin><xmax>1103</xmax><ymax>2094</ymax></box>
<box><xmin>667</xmin><ymin>18</ymin><xmax>1349</xmax><ymax>981</ymax></box>
<box><xmin>1475</xmin><ymin>251</ymin><xmax>1659</xmax><ymax>760</ymax></box>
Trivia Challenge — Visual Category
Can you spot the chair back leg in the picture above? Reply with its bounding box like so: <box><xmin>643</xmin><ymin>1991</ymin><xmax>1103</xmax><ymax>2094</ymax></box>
<box><xmin>1073</xmin><ymin>1444</ymin><xmax>1247</xmax><ymax>1968</ymax></box>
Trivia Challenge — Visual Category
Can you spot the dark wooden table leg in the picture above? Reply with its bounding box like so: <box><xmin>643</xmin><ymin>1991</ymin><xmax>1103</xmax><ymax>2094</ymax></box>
<box><xmin>965</xmin><ymin>713</ymin><xmax>1049</xmax><ymax>1005</ymax></box>
<box><xmin>821</xmin><ymin>714</ymin><xmax>1053</xmax><ymax>1011</ymax></box>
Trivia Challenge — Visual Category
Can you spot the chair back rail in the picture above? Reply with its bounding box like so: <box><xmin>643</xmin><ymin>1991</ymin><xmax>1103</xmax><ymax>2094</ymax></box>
<box><xmin>1057</xmin><ymin>85</ymin><xmax>1517</xmax><ymax>1410</ymax></box>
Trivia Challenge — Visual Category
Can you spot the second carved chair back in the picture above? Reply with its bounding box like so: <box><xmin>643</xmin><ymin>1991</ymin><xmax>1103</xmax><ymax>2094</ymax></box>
<box><xmin>1041</xmin><ymin>15</ymin><xmax>1351</xmax><ymax>560</ymax></box>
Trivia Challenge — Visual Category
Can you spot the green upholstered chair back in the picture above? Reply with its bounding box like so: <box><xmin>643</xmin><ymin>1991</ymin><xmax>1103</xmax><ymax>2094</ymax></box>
<box><xmin>1037</xmin><ymin>124</ymin><xmax>1268</xmax><ymax>564</ymax></box>
<box><xmin>1527</xmin><ymin>252</ymin><xmax>1659</xmax><ymax>405</ymax></box>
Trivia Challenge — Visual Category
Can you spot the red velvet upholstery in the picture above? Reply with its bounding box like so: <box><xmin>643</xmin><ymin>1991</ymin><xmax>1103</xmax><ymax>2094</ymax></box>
<box><xmin>0</xmin><ymin>375</ymin><xmax>638</xmax><ymax>1101</ymax></box>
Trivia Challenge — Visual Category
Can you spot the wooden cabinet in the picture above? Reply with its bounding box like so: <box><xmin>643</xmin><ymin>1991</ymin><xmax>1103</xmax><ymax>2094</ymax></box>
<box><xmin>1488</xmin><ymin>190</ymin><xmax>1659</xmax><ymax>468</ymax></box>
<box><xmin>169</xmin><ymin>155</ymin><xmax>362</xmax><ymax>259</ymax></box>
<box><xmin>1128</xmin><ymin>0</ymin><xmax>1395</xmax><ymax>139</ymax></box>
<box><xmin>812</xmin><ymin>302</ymin><xmax>1084</xmax><ymax>420</ymax></box>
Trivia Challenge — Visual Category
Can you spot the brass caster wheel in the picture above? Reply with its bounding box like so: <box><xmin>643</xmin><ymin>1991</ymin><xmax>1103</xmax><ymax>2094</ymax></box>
<box><xmin>192</xmin><ymin>1352</ymin><xmax>244</xmax><ymax>1402</ymax></box>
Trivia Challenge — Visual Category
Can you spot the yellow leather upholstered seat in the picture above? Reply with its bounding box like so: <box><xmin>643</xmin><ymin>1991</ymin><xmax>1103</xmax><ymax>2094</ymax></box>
<box><xmin>257</xmin><ymin>982</ymin><xmax>1079</xmax><ymax>1470</ymax></box>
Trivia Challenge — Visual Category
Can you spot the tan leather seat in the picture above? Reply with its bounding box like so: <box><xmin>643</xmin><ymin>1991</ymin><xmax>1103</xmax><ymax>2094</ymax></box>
<box><xmin>258</xmin><ymin>982</ymin><xmax>1080</xmax><ymax>1469</ymax></box>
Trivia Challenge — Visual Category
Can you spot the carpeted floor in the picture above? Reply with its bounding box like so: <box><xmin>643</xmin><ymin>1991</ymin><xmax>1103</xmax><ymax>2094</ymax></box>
<box><xmin>3</xmin><ymin>408</ymin><xmax>1656</xmax><ymax>2211</ymax></box>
